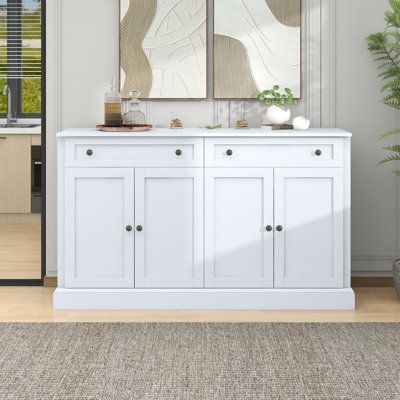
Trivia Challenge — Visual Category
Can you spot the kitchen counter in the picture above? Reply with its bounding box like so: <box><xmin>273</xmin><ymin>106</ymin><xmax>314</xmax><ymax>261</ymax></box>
<box><xmin>57</xmin><ymin>127</ymin><xmax>352</xmax><ymax>138</ymax></box>
<box><xmin>0</xmin><ymin>125</ymin><xmax>41</xmax><ymax>135</ymax></box>
<box><xmin>0</xmin><ymin>119</ymin><xmax>42</xmax><ymax>135</ymax></box>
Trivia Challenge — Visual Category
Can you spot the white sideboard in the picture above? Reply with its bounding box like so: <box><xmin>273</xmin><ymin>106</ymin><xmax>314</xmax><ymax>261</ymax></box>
<box><xmin>54</xmin><ymin>128</ymin><xmax>354</xmax><ymax>310</ymax></box>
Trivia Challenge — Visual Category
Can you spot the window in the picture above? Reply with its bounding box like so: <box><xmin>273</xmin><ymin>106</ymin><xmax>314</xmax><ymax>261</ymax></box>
<box><xmin>0</xmin><ymin>0</ymin><xmax>41</xmax><ymax>117</ymax></box>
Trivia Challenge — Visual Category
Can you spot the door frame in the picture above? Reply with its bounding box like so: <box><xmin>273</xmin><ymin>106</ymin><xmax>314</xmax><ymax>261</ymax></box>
<box><xmin>0</xmin><ymin>0</ymin><xmax>46</xmax><ymax>286</ymax></box>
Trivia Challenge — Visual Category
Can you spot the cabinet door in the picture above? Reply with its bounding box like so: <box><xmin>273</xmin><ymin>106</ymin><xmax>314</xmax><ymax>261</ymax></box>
<box><xmin>205</xmin><ymin>168</ymin><xmax>274</xmax><ymax>288</ymax></box>
<box><xmin>65</xmin><ymin>168</ymin><xmax>134</xmax><ymax>288</ymax></box>
<box><xmin>135</xmin><ymin>168</ymin><xmax>203</xmax><ymax>288</ymax></box>
<box><xmin>0</xmin><ymin>135</ymin><xmax>31</xmax><ymax>214</ymax></box>
<box><xmin>274</xmin><ymin>168</ymin><xmax>344</xmax><ymax>288</ymax></box>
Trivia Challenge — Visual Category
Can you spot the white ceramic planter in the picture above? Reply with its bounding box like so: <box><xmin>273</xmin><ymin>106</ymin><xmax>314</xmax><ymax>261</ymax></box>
<box><xmin>266</xmin><ymin>105</ymin><xmax>291</xmax><ymax>125</ymax></box>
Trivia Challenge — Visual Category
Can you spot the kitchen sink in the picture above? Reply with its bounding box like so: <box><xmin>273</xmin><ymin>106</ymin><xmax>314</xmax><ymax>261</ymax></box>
<box><xmin>0</xmin><ymin>123</ymin><xmax>41</xmax><ymax>128</ymax></box>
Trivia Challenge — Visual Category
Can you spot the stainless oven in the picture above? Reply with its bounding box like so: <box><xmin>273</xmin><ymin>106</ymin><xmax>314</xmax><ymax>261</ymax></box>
<box><xmin>31</xmin><ymin>145</ymin><xmax>42</xmax><ymax>213</ymax></box>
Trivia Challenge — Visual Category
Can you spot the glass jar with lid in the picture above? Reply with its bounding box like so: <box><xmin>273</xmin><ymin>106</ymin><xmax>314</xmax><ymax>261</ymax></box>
<box><xmin>123</xmin><ymin>90</ymin><xmax>146</xmax><ymax>125</ymax></box>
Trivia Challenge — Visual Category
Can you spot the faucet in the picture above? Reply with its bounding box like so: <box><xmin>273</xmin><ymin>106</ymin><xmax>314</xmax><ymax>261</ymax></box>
<box><xmin>2</xmin><ymin>84</ymin><xmax>17</xmax><ymax>127</ymax></box>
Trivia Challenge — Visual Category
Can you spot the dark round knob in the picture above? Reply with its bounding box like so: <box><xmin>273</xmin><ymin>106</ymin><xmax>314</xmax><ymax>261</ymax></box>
<box><xmin>86</xmin><ymin>149</ymin><xmax>93</xmax><ymax>156</ymax></box>
<box><xmin>226</xmin><ymin>149</ymin><xmax>233</xmax><ymax>156</ymax></box>
<box><xmin>276</xmin><ymin>225</ymin><xmax>283</xmax><ymax>232</ymax></box>
<box><xmin>266</xmin><ymin>225</ymin><xmax>273</xmax><ymax>232</ymax></box>
<box><xmin>126</xmin><ymin>225</ymin><xmax>133</xmax><ymax>232</ymax></box>
<box><xmin>175</xmin><ymin>149</ymin><xmax>182</xmax><ymax>156</ymax></box>
<box><xmin>136</xmin><ymin>225</ymin><xmax>143</xmax><ymax>232</ymax></box>
<box><xmin>315</xmin><ymin>149</ymin><xmax>322</xmax><ymax>156</ymax></box>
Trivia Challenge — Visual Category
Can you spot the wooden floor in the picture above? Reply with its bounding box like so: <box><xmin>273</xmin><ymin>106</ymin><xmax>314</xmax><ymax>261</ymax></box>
<box><xmin>0</xmin><ymin>224</ymin><xmax>41</xmax><ymax>280</ymax></box>
<box><xmin>0</xmin><ymin>287</ymin><xmax>399</xmax><ymax>322</ymax></box>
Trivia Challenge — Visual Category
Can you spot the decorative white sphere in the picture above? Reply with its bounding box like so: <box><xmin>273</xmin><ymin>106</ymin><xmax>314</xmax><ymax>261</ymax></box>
<box><xmin>266</xmin><ymin>105</ymin><xmax>291</xmax><ymax>125</ymax></box>
<box><xmin>293</xmin><ymin>116</ymin><xmax>311</xmax><ymax>131</ymax></box>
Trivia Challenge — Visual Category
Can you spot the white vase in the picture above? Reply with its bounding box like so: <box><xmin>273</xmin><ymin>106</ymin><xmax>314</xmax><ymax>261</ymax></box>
<box><xmin>293</xmin><ymin>116</ymin><xmax>311</xmax><ymax>131</ymax></box>
<box><xmin>266</xmin><ymin>105</ymin><xmax>291</xmax><ymax>125</ymax></box>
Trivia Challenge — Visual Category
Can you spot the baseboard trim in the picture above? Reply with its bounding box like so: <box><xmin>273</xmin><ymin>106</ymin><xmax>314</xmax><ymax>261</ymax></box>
<box><xmin>44</xmin><ymin>275</ymin><xmax>57</xmax><ymax>287</ymax></box>
<box><xmin>351</xmin><ymin>277</ymin><xmax>394</xmax><ymax>287</ymax></box>
<box><xmin>53</xmin><ymin>288</ymin><xmax>355</xmax><ymax>310</ymax></box>
<box><xmin>46</xmin><ymin>277</ymin><xmax>394</xmax><ymax>288</ymax></box>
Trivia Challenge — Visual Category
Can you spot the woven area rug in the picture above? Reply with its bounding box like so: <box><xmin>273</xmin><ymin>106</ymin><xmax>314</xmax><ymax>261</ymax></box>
<box><xmin>0</xmin><ymin>323</ymin><xmax>399</xmax><ymax>400</ymax></box>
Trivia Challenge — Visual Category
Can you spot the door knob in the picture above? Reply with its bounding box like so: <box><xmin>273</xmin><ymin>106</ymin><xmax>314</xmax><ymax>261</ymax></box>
<box><xmin>86</xmin><ymin>149</ymin><xmax>93</xmax><ymax>156</ymax></box>
<box><xmin>175</xmin><ymin>149</ymin><xmax>182</xmax><ymax>156</ymax></box>
<box><xmin>315</xmin><ymin>149</ymin><xmax>322</xmax><ymax>156</ymax></box>
<box><xmin>136</xmin><ymin>225</ymin><xmax>143</xmax><ymax>232</ymax></box>
<box><xmin>266</xmin><ymin>225</ymin><xmax>273</xmax><ymax>232</ymax></box>
<box><xmin>276</xmin><ymin>225</ymin><xmax>283</xmax><ymax>232</ymax></box>
<box><xmin>226</xmin><ymin>149</ymin><xmax>233</xmax><ymax>156</ymax></box>
<box><xmin>126</xmin><ymin>225</ymin><xmax>133</xmax><ymax>232</ymax></box>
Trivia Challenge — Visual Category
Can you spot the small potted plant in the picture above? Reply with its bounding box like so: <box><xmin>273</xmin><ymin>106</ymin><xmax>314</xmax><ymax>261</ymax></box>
<box><xmin>257</xmin><ymin>86</ymin><xmax>298</xmax><ymax>125</ymax></box>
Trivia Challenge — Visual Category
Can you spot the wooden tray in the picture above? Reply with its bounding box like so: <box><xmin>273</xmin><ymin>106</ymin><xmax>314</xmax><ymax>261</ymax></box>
<box><xmin>96</xmin><ymin>124</ymin><xmax>153</xmax><ymax>132</ymax></box>
<box><xmin>262</xmin><ymin>124</ymin><xmax>293</xmax><ymax>131</ymax></box>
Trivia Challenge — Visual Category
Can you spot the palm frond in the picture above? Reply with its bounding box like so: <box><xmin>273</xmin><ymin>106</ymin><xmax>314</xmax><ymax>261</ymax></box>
<box><xmin>379</xmin><ymin>67</ymin><xmax>400</xmax><ymax>79</ymax></box>
<box><xmin>382</xmin><ymin>77</ymin><xmax>400</xmax><ymax>90</ymax></box>
<box><xmin>383</xmin><ymin>99</ymin><xmax>400</xmax><ymax>109</ymax></box>
<box><xmin>383</xmin><ymin>90</ymin><xmax>400</xmax><ymax>100</ymax></box>
<box><xmin>380</xmin><ymin>128</ymin><xmax>400</xmax><ymax>139</ymax></box>
<box><xmin>383</xmin><ymin>144</ymin><xmax>400</xmax><ymax>152</ymax></box>
<box><xmin>379</xmin><ymin>154</ymin><xmax>400</xmax><ymax>165</ymax></box>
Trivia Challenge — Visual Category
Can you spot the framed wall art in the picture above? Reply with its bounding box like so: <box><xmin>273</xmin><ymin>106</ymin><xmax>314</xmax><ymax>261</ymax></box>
<box><xmin>214</xmin><ymin>0</ymin><xmax>301</xmax><ymax>99</ymax></box>
<box><xmin>120</xmin><ymin>0</ymin><xmax>207</xmax><ymax>99</ymax></box>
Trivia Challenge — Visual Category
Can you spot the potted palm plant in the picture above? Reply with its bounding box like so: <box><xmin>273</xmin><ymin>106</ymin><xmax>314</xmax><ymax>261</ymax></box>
<box><xmin>367</xmin><ymin>0</ymin><xmax>400</xmax><ymax>296</ymax></box>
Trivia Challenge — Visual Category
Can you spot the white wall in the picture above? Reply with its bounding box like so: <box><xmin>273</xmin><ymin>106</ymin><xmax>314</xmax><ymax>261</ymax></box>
<box><xmin>336</xmin><ymin>0</ymin><xmax>399</xmax><ymax>276</ymax></box>
<box><xmin>46</xmin><ymin>0</ymin><xmax>398</xmax><ymax>276</ymax></box>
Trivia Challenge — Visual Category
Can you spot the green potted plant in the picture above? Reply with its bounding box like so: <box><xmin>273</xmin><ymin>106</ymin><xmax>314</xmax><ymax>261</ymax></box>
<box><xmin>367</xmin><ymin>0</ymin><xmax>400</xmax><ymax>295</ymax></box>
<box><xmin>257</xmin><ymin>86</ymin><xmax>298</xmax><ymax>125</ymax></box>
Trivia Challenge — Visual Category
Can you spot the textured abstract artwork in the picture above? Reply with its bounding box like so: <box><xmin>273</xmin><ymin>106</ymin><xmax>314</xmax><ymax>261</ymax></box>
<box><xmin>120</xmin><ymin>0</ymin><xmax>207</xmax><ymax>99</ymax></box>
<box><xmin>214</xmin><ymin>0</ymin><xmax>301</xmax><ymax>99</ymax></box>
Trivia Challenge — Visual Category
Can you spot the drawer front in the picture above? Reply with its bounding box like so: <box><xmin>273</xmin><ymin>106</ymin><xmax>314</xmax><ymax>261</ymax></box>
<box><xmin>65</xmin><ymin>137</ymin><xmax>204</xmax><ymax>167</ymax></box>
<box><xmin>205</xmin><ymin>138</ymin><xmax>344</xmax><ymax>168</ymax></box>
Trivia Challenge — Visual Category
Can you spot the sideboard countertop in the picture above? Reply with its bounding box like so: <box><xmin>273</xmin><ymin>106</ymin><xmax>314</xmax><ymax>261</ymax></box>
<box><xmin>57</xmin><ymin>127</ymin><xmax>352</xmax><ymax>138</ymax></box>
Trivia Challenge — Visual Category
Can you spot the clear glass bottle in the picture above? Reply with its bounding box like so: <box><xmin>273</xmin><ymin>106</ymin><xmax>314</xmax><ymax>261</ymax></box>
<box><xmin>104</xmin><ymin>77</ymin><xmax>123</xmax><ymax>126</ymax></box>
<box><xmin>124</xmin><ymin>90</ymin><xmax>146</xmax><ymax>125</ymax></box>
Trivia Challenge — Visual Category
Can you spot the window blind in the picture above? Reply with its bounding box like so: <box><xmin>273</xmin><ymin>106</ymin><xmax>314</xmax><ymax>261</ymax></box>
<box><xmin>0</xmin><ymin>0</ymin><xmax>41</xmax><ymax>80</ymax></box>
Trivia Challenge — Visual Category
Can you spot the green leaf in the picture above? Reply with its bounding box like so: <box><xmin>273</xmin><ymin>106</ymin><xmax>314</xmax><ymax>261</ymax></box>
<box><xmin>379</xmin><ymin>154</ymin><xmax>400</xmax><ymax>165</ymax></box>
<box><xmin>380</xmin><ymin>127</ymin><xmax>400</xmax><ymax>139</ymax></box>
<box><xmin>382</xmin><ymin>77</ymin><xmax>400</xmax><ymax>91</ymax></box>
<box><xmin>384</xmin><ymin>99</ymin><xmax>400</xmax><ymax>109</ymax></box>
<box><xmin>383</xmin><ymin>144</ymin><xmax>400</xmax><ymax>152</ymax></box>
<box><xmin>379</xmin><ymin>67</ymin><xmax>400</xmax><ymax>79</ymax></box>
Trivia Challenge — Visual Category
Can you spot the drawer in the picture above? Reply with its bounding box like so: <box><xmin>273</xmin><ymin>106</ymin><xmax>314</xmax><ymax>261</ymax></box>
<box><xmin>65</xmin><ymin>137</ymin><xmax>204</xmax><ymax>167</ymax></box>
<box><xmin>205</xmin><ymin>138</ymin><xmax>344</xmax><ymax>168</ymax></box>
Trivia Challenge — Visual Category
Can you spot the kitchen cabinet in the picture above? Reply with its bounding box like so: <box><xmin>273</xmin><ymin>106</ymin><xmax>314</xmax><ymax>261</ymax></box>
<box><xmin>56</xmin><ymin>128</ymin><xmax>354</xmax><ymax>310</ymax></box>
<box><xmin>0</xmin><ymin>135</ymin><xmax>31</xmax><ymax>214</ymax></box>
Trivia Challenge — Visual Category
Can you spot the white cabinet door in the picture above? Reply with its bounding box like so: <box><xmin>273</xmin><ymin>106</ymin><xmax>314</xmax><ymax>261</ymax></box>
<box><xmin>65</xmin><ymin>168</ymin><xmax>134</xmax><ymax>288</ymax></box>
<box><xmin>274</xmin><ymin>168</ymin><xmax>344</xmax><ymax>288</ymax></box>
<box><xmin>205</xmin><ymin>168</ymin><xmax>274</xmax><ymax>288</ymax></box>
<box><xmin>135</xmin><ymin>168</ymin><xmax>203</xmax><ymax>288</ymax></box>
